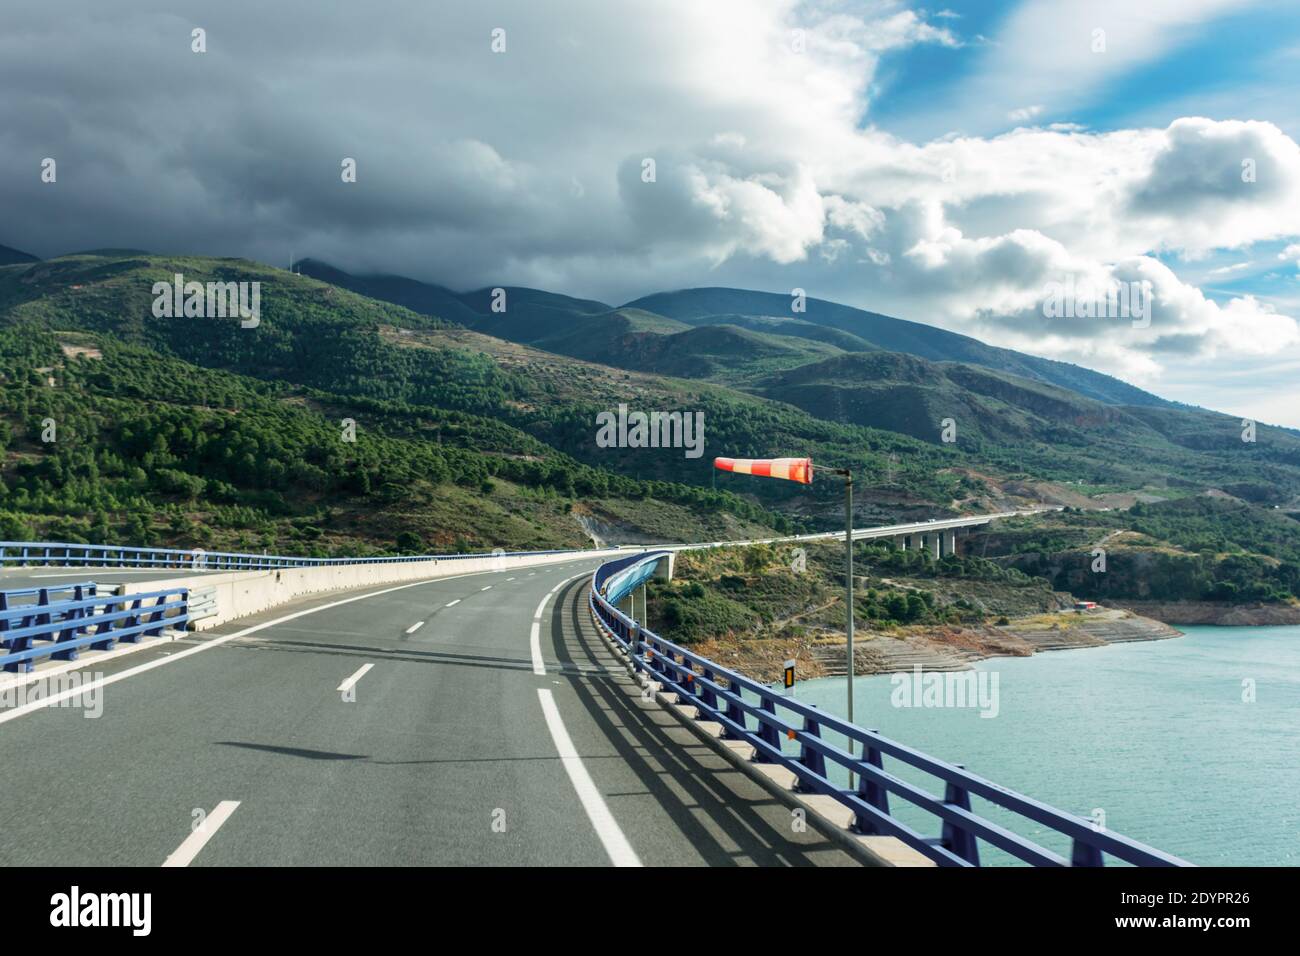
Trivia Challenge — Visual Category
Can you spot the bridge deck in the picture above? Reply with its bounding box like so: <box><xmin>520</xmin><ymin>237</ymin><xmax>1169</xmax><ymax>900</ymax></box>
<box><xmin>0</xmin><ymin>560</ymin><xmax>854</xmax><ymax>866</ymax></box>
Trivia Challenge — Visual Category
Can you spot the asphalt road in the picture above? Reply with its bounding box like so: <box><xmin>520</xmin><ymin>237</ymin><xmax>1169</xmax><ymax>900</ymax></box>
<box><xmin>0</xmin><ymin>560</ymin><xmax>853</xmax><ymax>867</ymax></box>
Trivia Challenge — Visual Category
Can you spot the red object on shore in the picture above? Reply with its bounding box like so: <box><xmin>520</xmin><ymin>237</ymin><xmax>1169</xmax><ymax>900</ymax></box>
<box><xmin>713</xmin><ymin>456</ymin><xmax>813</xmax><ymax>485</ymax></box>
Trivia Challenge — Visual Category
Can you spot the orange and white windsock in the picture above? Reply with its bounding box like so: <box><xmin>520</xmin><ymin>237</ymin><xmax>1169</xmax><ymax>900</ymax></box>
<box><xmin>713</xmin><ymin>456</ymin><xmax>812</xmax><ymax>485</ymax></box>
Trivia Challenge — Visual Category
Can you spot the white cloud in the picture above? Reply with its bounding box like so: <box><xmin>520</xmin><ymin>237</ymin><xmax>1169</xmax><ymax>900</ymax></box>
<box><xmin>1007</xmin><ymin>105</ymin><xmax>1044</xmax><ymax>123</ymax></box>
<box><xmin>2</xmin><ymin>0</ymin><xmax>1298</xmax><ymax>412</ymax></box>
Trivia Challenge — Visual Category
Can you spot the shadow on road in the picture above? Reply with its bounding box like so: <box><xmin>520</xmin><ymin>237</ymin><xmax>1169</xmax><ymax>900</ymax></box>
<box><xmin>547</xmin><ymin>579</ymin><xmax>854</xmax><ymax>867</ymax></box>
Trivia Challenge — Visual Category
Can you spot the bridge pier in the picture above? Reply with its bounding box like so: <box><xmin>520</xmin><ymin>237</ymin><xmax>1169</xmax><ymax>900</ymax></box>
<box><xmin>929</xmin><ymin>534</ymin><xmax>940</xmax><ymax>561</ymax></box>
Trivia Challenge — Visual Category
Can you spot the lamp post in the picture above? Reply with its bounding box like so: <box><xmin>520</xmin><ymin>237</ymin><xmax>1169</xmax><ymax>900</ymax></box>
<box><xmin>714</xmin><ymin>456</ymin><xmax>856</xmax><ymax>728</ymax></box>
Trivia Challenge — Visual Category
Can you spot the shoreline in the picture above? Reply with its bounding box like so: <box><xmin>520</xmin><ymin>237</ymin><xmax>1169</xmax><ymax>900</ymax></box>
<box><xmin>1109</xmin><ymin>600</ymin><xmax>1300</xmax><ymax>626</ymax></box>
<box><xmin>695</xmin><ymin>607</ymin><xmax>1183</xmax><ymax>684</ymax></box>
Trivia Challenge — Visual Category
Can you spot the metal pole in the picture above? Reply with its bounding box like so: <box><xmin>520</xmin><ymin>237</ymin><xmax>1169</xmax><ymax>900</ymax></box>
<box><xmin>844</xmin><ymin>470</ymin><xmax>855</xmax><ymax>791</ymax></box>
<box><xmin>845</xmin><ymin>471</ymin><xmax>854</xmax><ymax>727</ymax></box>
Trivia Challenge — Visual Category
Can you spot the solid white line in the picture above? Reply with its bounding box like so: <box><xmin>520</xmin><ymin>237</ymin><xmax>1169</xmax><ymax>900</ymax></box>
<box><xmin>0</xmin><ymin>570</ymin><xmax>504</xmax><ymax>726</ymax></box>
<box><xmin>537</xmin><ymin>689</ymin><xmax>641</xmax><ymax>867</ymax></box>
<box><xmin>445</xmin><ymin>599</ymin><xmax>460</xmax><ymax>607</ymax></box>
<box><xmin>530</xmin><ymin>622</ymin><xmax>544</xmax><ymax>675</ymax></box>
<box><xmin>404</xmin><ymin>621</ymin><xmax>424</xmax><ymax>635</ymax></box>
<box><xmin>161</xmin><ymin>800</ymin><xmax>241</xmax><ymax>867</ymax></box>
<box><xmin>336</xmin><ymin>663</ymin><xmax>373</xmax><ymax>693</ymax></box>
<box><xmin>530</xmin><ymin>572</ymin><xmax>591</xmax><ymax>676</ymax></box>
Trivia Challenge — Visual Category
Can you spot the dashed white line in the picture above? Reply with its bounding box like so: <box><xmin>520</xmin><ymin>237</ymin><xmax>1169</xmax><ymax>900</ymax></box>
<box><xmin>506</xmin><ymin>577</ymin><xmax>515</xmax><ymax>582</ymax></box>
<box><xmin>481</xmin><ymin>585</ymin><xmax>493</xmax><ymax>591</ymax></box>
<box><xmin>162</xmin><ymin>800</ymin><xmax>241</xmax><ymax>867</ymax></box>
<box><xmin>404</xmin><ymin>621</ymin><xmax>425</xmax><ymax>635</ymax></box>
<box><xmin>537</xmin><ymin>689</ymin><xmax>641</xmax><ymax>867</ymax></box>
<box><xmin>0</xmin><ymin>561</ymin><xmax>588</xmax><ymax>726</ymax></box>
<box><xmin>445</xmin><ymin>599</ymin><xmax>461</xmax><ymax>607</ymax></box>
<box><xmin>337</xmin><ymin>663</ymin><xmax>374</xmax><ymax>693</ymax></box>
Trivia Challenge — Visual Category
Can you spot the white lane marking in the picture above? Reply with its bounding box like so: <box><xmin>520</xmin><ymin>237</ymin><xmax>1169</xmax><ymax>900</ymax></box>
<box><xmin>162</xmin><ymin>800</ymin><xmax>241</xmax><ymax>867</ymax></box>
<box><xmin>530</xmin><ymin>572</ymin><xmax>591</xmax><ymax>676</ymax></box>
<box><xmin>528</xmin><ymin>573</ymin><xmax>536</xmax><ymax>577</ymax></box>
<box><xmin>537</xmin><ymin>689</ymin><xmax>641</xmax><ymax>867</ymax></box>
<box><xmin>336</xmin><ymin>663</ymin><xmax>374</xmax><ymax>693</ymax></box>
<box><xmin>529</xmin><ymin>622</ymin><xmax>544</xmax><ymax>676</ymax></box>
<box><xmin>445</xmin><ymin>599</ymin><xmax>461</xmax><ymax>607</ymax></box>
<box><xmin>404</xmin><ymin>621</ymin><xmax>425</xmax><ymax>635</ymax></box>
<box><xmin>0</xmin><ymin>568</ymin><xmax>522</xmax><ymax>726</ymax></box>
<box><xmin>481</xmin><ymin>585</ymin><xmax>492</xmax><ymax>591</ymax></box>
<box><xmin>0</xmin><ymin>633</ymin><xmax>180</xmax><ymax>694</ymax></box>
<box><xmin>506</xmin><ymin>577</ymin><xmax>515</xmax><ymax>582</ymax></box>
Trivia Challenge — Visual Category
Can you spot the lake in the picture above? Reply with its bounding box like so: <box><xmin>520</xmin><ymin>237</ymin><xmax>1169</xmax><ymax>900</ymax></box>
<box><xmin>792</xmin><ymin>624</ymin><xmax>1300</xmax><ymax>865</ymax></box>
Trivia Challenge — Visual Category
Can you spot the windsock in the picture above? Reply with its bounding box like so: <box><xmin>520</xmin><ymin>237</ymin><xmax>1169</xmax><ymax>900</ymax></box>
<box><xmin>713</xmin><ymin>456</ymin><xmax>812</xmax><ymax>485</ymax></box>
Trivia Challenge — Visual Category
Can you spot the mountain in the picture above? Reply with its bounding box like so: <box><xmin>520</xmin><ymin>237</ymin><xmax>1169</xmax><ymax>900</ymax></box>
<box><xmin>748</xmin><ymin>351</ymin><xmax>1300</xmax><ymax>491</ymax></box>
<box><xmin>626</xmin><ymin>288</ymin><xmax>1173</xmax><ymax>408</ymax></box>
<box><xmin>293</xmin><ymin>263</ymin><xmax>1173</xmax><ymax>409</ymax></box>
<box><xmin>295</xmin><ymin>259</ymin><xmax>483</xmax><ymax>326</ymax></box>
<box><xmin>0</xmin><ymin>244</ymin><xmax>38</xmax><ymax>265</ymax></box>
<box><xmin>5</xmin><ymin>251</ymin><xmax>1300</xmax><ymax>564</ymax></box>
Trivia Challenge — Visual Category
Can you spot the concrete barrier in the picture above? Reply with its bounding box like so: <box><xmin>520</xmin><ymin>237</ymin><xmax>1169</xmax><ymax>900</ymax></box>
<box><xmin>117</xmin><ymin>550</ymin><xmax>624</xmax><ymax>631</ymax></box>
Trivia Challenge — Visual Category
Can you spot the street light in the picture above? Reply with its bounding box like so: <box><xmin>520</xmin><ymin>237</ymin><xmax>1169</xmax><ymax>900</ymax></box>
<box><xmin>713</xmin><ymin>456</ymin><xmax>857</xmax><ymax>728</ymax></box>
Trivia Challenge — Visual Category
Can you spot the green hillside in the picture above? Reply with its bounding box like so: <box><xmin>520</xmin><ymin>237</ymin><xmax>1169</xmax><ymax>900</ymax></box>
<box><xmin>4</xmin><ymin>250</ymin><xmax>1300</xmax><ymax>595</ymax></box>
<box><xmin>628</xmin><ymin>287</ymin><xmax>1174</xmax><ymax>408</ymax></box>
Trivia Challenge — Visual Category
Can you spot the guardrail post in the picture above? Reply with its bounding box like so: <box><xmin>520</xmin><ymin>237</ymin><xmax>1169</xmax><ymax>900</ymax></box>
<box><xmin>721</xmin><ymin>679</ymin><xmax>747</xmax><ymax>740</ymax></box>
<box><xmin>677</xmin><ymin>657</ymin><xmax>696</xmax><ymax>702</ymax></box>
<box><xmin>754</xmin><ymin>696</ymin><xmax>781</xmax><ymax>762</ymax></box>
<box><xmin>699</xmin><ymin>666</ymin><xmax>717</xmax><ymax>711</ymax></box>
<box><xmin>941</xmin><ymin>769</ymin><xmax>981</xmax><ymax>865</ymax></box>
<box><xmin>853</xmin><ymin>735</ymin><xmax>890</xmax><ymax>833</ymax></box>
<box><xmin>121</xmin><ymin>598</ymin><xmax>143</xmax><ymax>643</ymax></box>
<box><xmin>628</xmin><ymin>623</ymin><xmax>642</xmax><ymax>674</ymax></box>
<box><xmin>1071</xmin><ymin>838</ymin><xmax>1105</xmax><ymax>867</ymax></box>
<box><xmin>90</xmin><ymin>589</ymin><xmax>117</xmax><ymax>650</ymax></box>
<box><xmin>794</xmin><ymin>715</ymin><xmax>827</xmax><ymax>792</ymax></box>
<box><xmin>35</xmin><ymin>588</ymin><xmax>52</xmax><ymax>631</ymax></box>
<box><xmin>144</xmin><ymin>594</ymin><xmax>168</xmax><ymax>637</ymax></box>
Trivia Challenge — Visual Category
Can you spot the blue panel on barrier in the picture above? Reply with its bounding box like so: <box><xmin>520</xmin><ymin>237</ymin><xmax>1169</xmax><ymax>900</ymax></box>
<box><xmin>0</xmin><ymin>586</ymin><xmax>191</xmax><ymax>672</ymax></box>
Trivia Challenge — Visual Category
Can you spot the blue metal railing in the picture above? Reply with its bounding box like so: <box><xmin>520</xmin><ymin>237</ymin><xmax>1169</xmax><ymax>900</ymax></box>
<box><xmin>589</xmin><ymin>553</ymin><xmax>1191</xmax><ymax>868</ymax></box>
<box><xmin>1</xmin><ymin>584</ymin><xmax>190</xmax><ymax>673</ymax></box>
<box><xmin>0</xmin><ymin>541</ymin><xmax>584</xmax><ymax>571</ymax></box>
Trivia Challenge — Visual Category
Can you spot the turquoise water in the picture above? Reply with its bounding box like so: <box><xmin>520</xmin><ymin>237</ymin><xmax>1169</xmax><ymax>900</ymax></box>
<box><xmin>791</xmin><ymin>625</ymin><xmax>1300</xmax><ymax>866</ymax></box>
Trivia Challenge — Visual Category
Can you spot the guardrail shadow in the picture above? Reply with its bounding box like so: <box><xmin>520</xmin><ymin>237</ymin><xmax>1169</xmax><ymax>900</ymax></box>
<box><xmin>548</xmin><ymin>578</ymin><xmax>852</xmax><ymax>867</ymax></box>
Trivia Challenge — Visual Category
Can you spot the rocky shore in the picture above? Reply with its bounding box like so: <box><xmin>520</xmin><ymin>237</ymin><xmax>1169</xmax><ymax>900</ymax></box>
<box><xmin>1109</xmin><ymin>600</ymin><xmax>1300</xmax><ymax>626</ymax></box>
<box><xmin>694</xmin><ymin>607</ymin><xmax>1183</xmax><ymax>684</ymax></box>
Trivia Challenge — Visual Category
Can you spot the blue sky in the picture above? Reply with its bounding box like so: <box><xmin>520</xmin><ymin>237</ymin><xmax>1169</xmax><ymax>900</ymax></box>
<box><xmin>858</xmin><ymin>0</ymin><xmax>1300</xmax><ymax>425</ymax></box>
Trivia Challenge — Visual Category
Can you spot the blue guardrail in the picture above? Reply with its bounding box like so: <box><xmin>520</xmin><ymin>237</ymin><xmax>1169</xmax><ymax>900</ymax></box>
<box><xmin>1</xmin><ymin>584</ymin><xmax>190</xmax><ymax>673</ymax></box>
<box><xmin>589</xmin><ymin>552</ymin><xmax>1191</xmax><ymax>868</ymax></box>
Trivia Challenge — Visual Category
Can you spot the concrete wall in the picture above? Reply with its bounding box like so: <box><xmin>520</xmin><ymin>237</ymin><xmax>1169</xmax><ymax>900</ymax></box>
<box><xmin>121</xmin><ymin>550</ymin><xmax>622</xmax><ymax>631</ymax></box>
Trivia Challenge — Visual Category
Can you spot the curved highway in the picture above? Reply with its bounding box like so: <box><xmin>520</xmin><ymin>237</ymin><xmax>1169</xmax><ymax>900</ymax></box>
<box><xmin>0</xmin><ymin>560</ymin><xmax>854</xmax><ymax>867</ymax></box>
